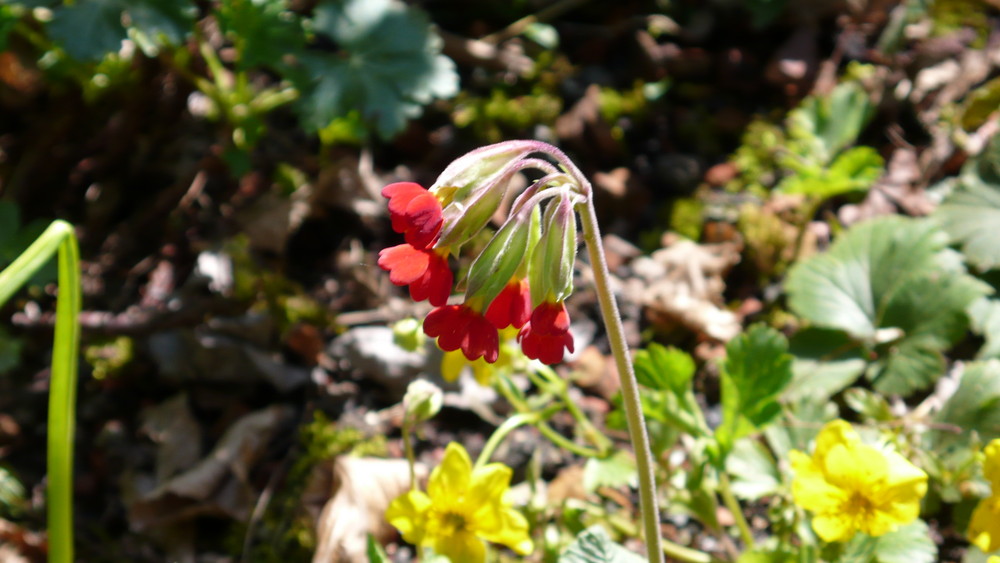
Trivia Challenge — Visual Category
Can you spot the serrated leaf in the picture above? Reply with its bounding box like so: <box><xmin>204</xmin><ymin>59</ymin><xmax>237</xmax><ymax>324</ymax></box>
<box><xmin>216</xmin><ymin>0</ymin><xmax>304</xmax><ymax>70</ymax></box>
<box><xmin>583</xmin><ymin>450</ymin><xmax>636</xmax><ymax>493</ymax></box>
<box><xmin>123</xmin><ymin>0</ymin><xmax>195</xmax><ymax>56</ymax></box>
<box><xmin>934</xmin><ymin>151</ymin><xmax>1000</xmax><ymax>271</ymax></box>
<box><xmin>778</xmin><ymin>146</ymin><xmax>883</xmax><ymax>199</ymax></box>
<box><xmin>787</xmin><ymin>79</ymin><xmax>875</xmax><ymax>164</ymax></box>
<box><xmin>932</xmin><ymin>360</ymin><xmax>1000</xmax><ymax>450</ymax></box>
<box><xmin>634</xmin><ymin>343</ymin><xmax>695</xmax><ymax>394</ymax></box>
<box><xmin>786</xmin><ymin>216</ymin><xmax>989</xmax><ymax>395</ymax></box>
<box><xmin>294</xmin><ymin>0</ymin><xmax>458</xmax><ymax>139</ymax></box>
<box><xmin>871</xmin><ymin>520</ymin><xmax>937</xmax><ymax>563</ymax></box>
<box><xmin>559</xmin><ymin>526</ymin><xmax>645</xmax><ymax>563</ymax></box>
<box><xmin>968</xmin><ymin>297</ymin><xmax>1000</xmax><ymax>359</ymax></box>
<box><xmin>715</xmin><ymin>324</ymin><xmax>793</xmax><ymax>460</ymax></box>
<box><xmin>49</xmin><ymin>0</ymin><xmax>128</xmax><ymax>61</ymax></box>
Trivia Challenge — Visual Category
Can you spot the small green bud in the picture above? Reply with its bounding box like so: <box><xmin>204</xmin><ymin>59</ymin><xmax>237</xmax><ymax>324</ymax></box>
<box><xmin>464</xmin><ymin>213</ymin><xmax>531</xmax><ymax>306</ymax></box>
<box><xmin>392</xmin><ymin>318</ymin><xmax>425</xmax><ymax>352</ymax></box>
<box><xmin>529</xmin><ymin>193</ymin><xmax>578</xmax><ymax>305</ymax></box>
<box><xmin>430</xmin><ymin>141</ymin><xmax>539</xmax><ymax>203</ymax></box>
<box><xmin>403</xmin><ymin>379</ymin><xmax>443</xmax><ymax>423</ymax></box>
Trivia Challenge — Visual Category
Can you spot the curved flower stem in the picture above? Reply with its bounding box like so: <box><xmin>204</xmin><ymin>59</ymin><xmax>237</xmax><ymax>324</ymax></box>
<box><xmin>494</xmin><ymin>374</ymin><xmax>605</xmax><ymax>458</ymax></box>
<box><xmin>474</xmin><ymin>412</ymin><xmax>539</xmax><ymax>472</ymax></box>
<box><xmin>718</xmin><ymin>471</ymin><xmax>755</xmax><ymax>548</ymax></box>
<box><xmin>531</xmin><ymin>365</ymin><xmax>613</xmax><ymax>455</ymax></box>
<box><xmin>401</xmin><ymin>422</ymin><xmax>417</xmax><ymax>491</ymax></box>
<box><xmin>577</xmin><ymin>196</ymin><xmax>664</xmax><ymax>562</ymax></box>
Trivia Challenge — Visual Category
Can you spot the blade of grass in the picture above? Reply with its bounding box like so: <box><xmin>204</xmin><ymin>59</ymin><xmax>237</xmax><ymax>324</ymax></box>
<box><xmin>0</xmin><ymin>220</ymin><xmax>80</xmax><ymax>563</ymax></box>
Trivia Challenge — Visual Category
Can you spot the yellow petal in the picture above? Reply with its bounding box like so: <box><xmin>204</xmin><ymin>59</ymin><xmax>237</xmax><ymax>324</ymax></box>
<box><xmin>969</xmin><ymin>495</ymin><xmax>1000</xmax><ymax>552</ymax></box>
<box><xmin>790</xmin><ymin>450</ymin><xmax>847</xmax><ymax>513</ymax></box>
<box><xmin>876</xmin><ymin>450</ymin><xmax>927</xmax><ymax>523</ymax></box>
<box><xmin>814</xmin><ymin>420</ymin><xmax>860</xmax><ymax>463</ymax></box>
<box><xmin>476</xmin><ymin>506</ymin><xmax>534</xmax><ymax>555</ymax></box>
<box><xmin>984</xmin><ymin>439</ymin><xmax>1000</xmax><ymax>492</ymax></box>
<box><xmin>812</xmin><ymin>512</ymin><xmax>857</xmax><ymax>543</ymax></box>
<box><xmin>441</xmin><ymin>350</ymin><xmax>467</xmax><ymax>383</ymax></box>
<box><xmin>470</xmin><ymin>359</ymin><xmax>495</xmax><ymax>386</ymax></box>
<box><xmin>822</xmin><ymin>442</ymin><xmax>888</xmax><ymax>492</ymax></box>
<box><xmin>385</xmin><ymin>490</ymin><xmax>432</xmax><ymax>545</ymax></box>
<box><xmin>468</xmin><ymin>463</ymin><xmax>514</xmax><ymax>506</ymax></box>
<box><xmin>433</xmin><ymin>529</ymin><xmax>486</xmax><ymax>563</ymax></box>
<box><xmin>428</xmin><ymin>443</ymin><xmax>473</xmax><ymax>503</ymax></box>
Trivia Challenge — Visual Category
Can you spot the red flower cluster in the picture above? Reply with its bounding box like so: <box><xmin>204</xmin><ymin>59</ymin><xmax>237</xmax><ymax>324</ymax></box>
<box><xmin>519</xmin><ymin>301</ymin><xmax>575</xmax><ymax>365</ymax></box>
<box><xmin>379</xmin><ymin>182</ymin><xmax>575</xmax><ymax>365</ymax></box>
<box><xmin>378</xmin><ymin>183</ymin><xmax>452</xmax><ymax>307</ymax></box>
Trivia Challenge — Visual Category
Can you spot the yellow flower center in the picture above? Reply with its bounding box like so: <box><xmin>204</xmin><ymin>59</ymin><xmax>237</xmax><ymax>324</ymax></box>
<box><xmin>439</xmin><ymin>510</ymin><xmax>468</xmax><ymax>536</ymax></box>
<box><xmin>845</xmin><ymin>490</ymin><xmax>875</xmax><ymax>518</ymax></box>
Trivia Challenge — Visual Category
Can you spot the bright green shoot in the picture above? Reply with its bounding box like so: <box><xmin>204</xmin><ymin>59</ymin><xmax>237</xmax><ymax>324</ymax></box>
<box><xmin>0</xmin><ymin>220</ymin><xmax>80</xmax><ymax>563</ymax></box>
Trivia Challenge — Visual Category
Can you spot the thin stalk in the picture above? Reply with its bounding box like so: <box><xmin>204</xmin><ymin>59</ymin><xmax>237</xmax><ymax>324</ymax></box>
<box><xmin>577</xmin><ymin>197</ymin><xmax>664</xmax><ymax>562</ymax></box>
<box><xmin>532</xmin><ymin>366</ymin><xmax>613</xmax><ymax>455</ymax></box>
<box><xmin>474</xmin><ymin>413</ymin><xmax>538</xmax><ymax>472</ymax></box>
<box><xmin>718</xmin><ymin>471</ymin><xmax>755</xmax><ymax>549</ymax></box>
<box><xmin>402</xmin><ymin>422</ymin><xmax>417</xmax><ymax>491</ymax></box>
<box><xmin>0</xmin><ymin>221</ymin><xmax>80</xmax><ymax>563</ymax></box>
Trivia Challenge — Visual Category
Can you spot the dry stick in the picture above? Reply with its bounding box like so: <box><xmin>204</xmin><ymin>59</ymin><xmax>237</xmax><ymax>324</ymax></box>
<box><xmin>480</xmin><ymin>0</ymin><xmax>593</xmax><ymax>44</ymax></box>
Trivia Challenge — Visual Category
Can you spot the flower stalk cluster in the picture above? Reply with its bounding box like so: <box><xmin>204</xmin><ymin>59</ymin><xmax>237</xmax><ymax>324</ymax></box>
<box><xmin>379</xmin><ymin>141</ymin><xmax>665</xmax><ymax>561</ymax></box>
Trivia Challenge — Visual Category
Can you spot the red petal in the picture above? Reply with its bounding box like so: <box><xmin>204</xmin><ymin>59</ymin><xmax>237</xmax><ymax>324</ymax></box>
<box><xmin>378</xmin><ymin>244</ymin><xmax>429</xmax><ymax>285</ymax></box>
<box><xmin>402</xmin><ymin>192</ymin><xmax>443</xmax><ymax>249</ymax></box>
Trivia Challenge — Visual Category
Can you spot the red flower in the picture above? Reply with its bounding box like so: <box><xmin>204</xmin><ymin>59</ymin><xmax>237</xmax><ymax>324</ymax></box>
<box><xmin>382</xmin><ymin>182</ymin><xmax>443</xmax><ymax>249</ymax></box>
<box><xmin>378</xmin><ymin>244</ymin><xmax>453</xmax><ymax>306</ymax></box>
<box><xmin>424</xmin><ymin>305</ymin><xmax>499</xmax><ymax>363</ymax></box>
<box><xmin>518</xmin><ymin>301</ymin><xmax>575</xmax><ymax>365</ymax></box>
<box><xmin>485</xmin><ymin>279</ymin><xmax>531</xmax><ymax>330</ymax></box>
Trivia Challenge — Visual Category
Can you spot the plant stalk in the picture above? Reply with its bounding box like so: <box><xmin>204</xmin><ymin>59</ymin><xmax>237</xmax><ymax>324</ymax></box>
<box><xmin>578</xmin><ymin>197</ymin><xmax>664</xmax><ymax>562</ymax></box>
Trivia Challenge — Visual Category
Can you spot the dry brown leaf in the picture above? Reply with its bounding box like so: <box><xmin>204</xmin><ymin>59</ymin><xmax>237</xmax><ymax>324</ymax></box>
<box><xmin>127</xmin><ymin>405</ymin><xmax>293</xmax><ymax>530</ymax></box>
<box><xmin>312</xmin><ymin>456</ymin><xmax>424</xmax><ymax>563</ymax></box>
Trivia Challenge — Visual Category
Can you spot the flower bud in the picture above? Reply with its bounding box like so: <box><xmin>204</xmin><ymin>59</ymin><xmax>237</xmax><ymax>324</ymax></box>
<box><xmin>464</xmin><ymin>212</ymin><xmax>531</xmax><ymax>307</ymax></box>
<box><xmin>430</xmin><ymin>140</ymin><xmax>540</xmax><ymax>203</ymax></box>
<box><xmin>403</xmin><ymin>379</ymin><xmax>443</xmax><ymax>423</ymax></box>
<box><xmin>392</xmin><ymin>318</ymin><xmax>426</xmax><ymax>351</ymax></box>
<box><xmin>529</xmin><ymin>193</ymin><xmax>578</xmax><ymax>305</ymax></box>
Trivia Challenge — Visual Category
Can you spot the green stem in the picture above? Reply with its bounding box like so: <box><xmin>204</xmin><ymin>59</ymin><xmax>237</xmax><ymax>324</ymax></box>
<box><xmin>402</xmin><ymin>422</ymin><xmax>417</xmax><ymax>491</ymax></box>
<box><xmin>0</xmin><ymin>221</ymin><xmax>80</xmax><ymax>563</ymax></box>
<box><xmin>474</xmin><ymin>413</ymin><xmax>538</xmax><ymax>472</ymax></box>
<box><xmin>534</xmin><ymin>365</ymin><xmax>613</xmax><ymax>455</ymax></box>
<box><xmin>718</xmin><ymin>471</ymin><xmax>755</xmax><ymax>549</ymax></box>
<box><xmin>577</xmin><ymin>197</ymin><xmax>664</xmax><ymax>562</ymax></box>
<box><xmin>496</xmin><ymin>373</ymin><xmax>604</xmax><ymax>458</ymax></box>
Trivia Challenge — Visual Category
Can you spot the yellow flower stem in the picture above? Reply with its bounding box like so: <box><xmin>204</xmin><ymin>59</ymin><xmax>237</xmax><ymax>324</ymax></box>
<box><xmin>577</xmin><ymin>194</ymin><xmax>664</xmax><ymax>562</ymax></box>
<box><xmin>532</xmin><ymin>365</ymin><xmax>613</xmax><ymax>455</ymax></box>
<box><xmin>718</xmin><ymin>471</ymin><xmax>755</xmax><ymax>548</ymax></box>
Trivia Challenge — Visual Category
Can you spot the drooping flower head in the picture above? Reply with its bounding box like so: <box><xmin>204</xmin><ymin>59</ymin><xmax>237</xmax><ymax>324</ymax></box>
<box><xmin>485</xmin><ymin>279</ymin><xmax>532</xmax><ymax>330</ymax></box>
<box><xmin>377</xmin><ymin>244</ymin><xmax>452</xmax><ymax>307</ymax></box>
<box><xmin>382</xmin><ymin>182</ymin><xmax>444</xmax><ymax>249</ymax></box>
<box><xmin>790</xmin><ymin>419</ymin><xmax>928</xmax><ymax>543</ymax></box>
<box><xmin>968</xmin><ymin>438</ymin><xmax>1000</xmax><ymax>552</ymax></box>
<box><xmin>519</xmin><ymin>300</ymin><xmax>575</xmax><ymax>365</ymax></box>
<box><xmin>423</xmin><ymin>303</ymin><xmax>499</xmax><ymax>363</ymax></box>
<box><xmin>385</xmin><ymin>442</ymin><xmax>534</xmax><ymax>562</ymax></box>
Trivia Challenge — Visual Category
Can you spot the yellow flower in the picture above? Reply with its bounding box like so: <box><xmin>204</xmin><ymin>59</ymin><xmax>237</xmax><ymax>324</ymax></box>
<box><xmin>441</xmin><ymin>328</ymin><xmax>522</xmax><ymax>385</ymax></box>
<box><xmin>790</xmin><ymin>419</ymin><xmax>928</xmax><ymax>542</ymax></box>
<box><xmin>969</xmin><ymin>439</ymin><xmax>1000</xmax><ymax>552</ymax></box>
<box><xmin>386</xmin><ymin>442</ymin><xmax>533</xmax><ymax>562</ymax></box>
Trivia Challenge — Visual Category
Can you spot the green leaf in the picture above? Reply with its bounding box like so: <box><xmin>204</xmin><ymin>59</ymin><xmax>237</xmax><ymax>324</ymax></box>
<box><xmin>785</xmin><ymin>216</ymin><xmax>989</xmax><ymax>395</ymax></box>
<box><xmin>778</xmin><ymin>146</ymin><xmax>883</xmax><ymax>199</ymax></box>
<box><xmin>787</xmin><ymin>78</ymin><xmax>875</xmax><ymax>164</ymax></box>
<box><xmin>123</xmin><ymin>0</ymin><xmax>195</xmax><ymax>56</ymax></box>
<box><xmin>216</xmin><ymin>0</ymin><xmax>305</xmax><ymax>70</ymax></box>
<box><xmin>932</xmin><ymin>360</ymin><xmax>1000</xmax><ymax>450</ymax></box>
<box><xmin>968</xmin><ymin>297</ymin><xmax>1000</xmax><ymax>359</ymax></box>
<box><xmin>726</xmin><ymin>437</ymin><xmax>780</xmax><ymax>500</ymax></box>
<box><xmin>786</xmin><ymin>327</ymin><xmax>866</xmax><ymax>401</ymax></box>
<box><xmin>870</xmin><ymin>520</ymin><xmax>937</xmax><ymax>563</ymax></box>
<box><xmin>294</xmin><ymin>0</ymin><xmax>458</xmax><ymax>139</ymax></box>
<box><xmin>843</xmin><ymin>388</ymin><xmax>893</xmax><ymax>422</ymax></box>
<box><xmin>934</xmin><ymin>145</ymin><xmax>1000</xmax><ymax>270</ymax></box>
<box><xmin>715</xmin><ymin>324</ymin><xmax>793</xmax><ymax>460</ymax></box>
<box><xmin>49</xmin><ymin>0</ymin><xmax>128</xmax><ymax>61</ymax></box>
<box><xmin>559</xmin><ymin>525</ymin><xmax>645</xmax><ymax>563</ymax></box>
<box><xmin>583</xmin><ymin>451</ymin><xmax>636</xmax><ymax>493</ymax></box>
<box><xmin>634</xmin><ymin>343</ymin><xmax>695</xmax><ymax>394</ymax></box>
<box><xmin>366</xmin><ymin>534</ymin><xmax>390</xmax><ymax>563</ymax></box>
